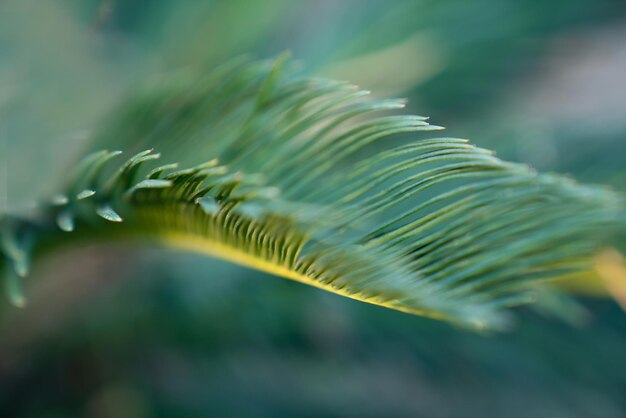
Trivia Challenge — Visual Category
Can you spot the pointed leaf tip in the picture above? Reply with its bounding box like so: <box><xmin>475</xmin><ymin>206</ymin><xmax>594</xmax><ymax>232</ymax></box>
<box><xmin>56</xmin><ymin>210</ymin><xmax>75</xmax><ymax>232</ymax></box>
<box><xmin>134</xmin><ymin>179</ymin><xmax>173</xmax><ymax>189</ymax></box>
<box><xmin>196</xmin><ymin>196</ymin><xmax>221</xmax><ymax>215</ymax></box>
<box><xmin>4</xmin><ymin>269</ymin><xmax>26</xmax><ymax>308</ymax></box>
<box><xmin>96</xmin><ymin>205</ymin><xmax>123</xmax><ymax>223</ymax></box>
<box><xmin>13</xmin><ymin>258</ymin><xmax>29</xmax><ymax>278</ymax></box>
<box><xmin>76</xmin><ymin>189</ymin><xmax>96</xmax><ymax>200</ymax></box>
<box><xmin>50</xmin><ymin>194</ymin><xmax>69</xmax><ymax>206</ymax></box>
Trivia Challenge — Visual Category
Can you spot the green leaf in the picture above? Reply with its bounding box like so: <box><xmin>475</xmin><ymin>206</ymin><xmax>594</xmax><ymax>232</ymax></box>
<box><xmin>56</xmin><ymin>210</ymin><xmax>75</xmax><ymax>232</ymax></box>
<box><xmin>96</xmin><ymin>205</ymin><xmax>123</xmax><ymax>223</ymax></box>
<box><xmin>1</xmin><ymin>56</ymin><xmax>623</xmax><ymax>330</ymax></box>
<box><xmin>76</xmin><ymin>189</ymin><xmax>96</xmax><ymax>200</ymax></box>
<box><xmin>4</xmin><ymin>267</ymin><xmax>26</xmax><ymax>308</ymax></box>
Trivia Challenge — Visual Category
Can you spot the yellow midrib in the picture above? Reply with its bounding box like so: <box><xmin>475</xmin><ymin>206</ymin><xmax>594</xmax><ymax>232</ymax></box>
<box><xmin>158</xmin><ymin>232</ymin><xmax>448</xmax><ymax>321</ymax></box>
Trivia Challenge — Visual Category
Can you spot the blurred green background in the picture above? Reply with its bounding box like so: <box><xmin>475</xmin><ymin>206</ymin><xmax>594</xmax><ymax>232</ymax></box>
<box><xmin>1</xmin><ymin>1</ymin><xmax>626</xmax><ymax>417</ymax></box>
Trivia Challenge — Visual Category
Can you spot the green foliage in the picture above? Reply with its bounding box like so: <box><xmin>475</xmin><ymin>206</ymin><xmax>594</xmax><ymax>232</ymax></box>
<box><xmin>1</xmin><ymin>57</ymin><xmax>623</xmax><ymax>329</ymax></box>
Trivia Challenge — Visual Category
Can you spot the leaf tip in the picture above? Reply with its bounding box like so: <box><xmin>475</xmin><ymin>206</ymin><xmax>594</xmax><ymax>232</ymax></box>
<box><xmin>96</xmin><ymin>206</ymin><xmax>123</xmax><ymax>223</ymax></box>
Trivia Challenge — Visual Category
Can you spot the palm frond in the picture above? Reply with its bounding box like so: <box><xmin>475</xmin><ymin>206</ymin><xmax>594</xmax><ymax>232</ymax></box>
<box><xmin>1</xmin><ymin>56</ymin><xmax>622</xmax><ymax>329</ymax></box>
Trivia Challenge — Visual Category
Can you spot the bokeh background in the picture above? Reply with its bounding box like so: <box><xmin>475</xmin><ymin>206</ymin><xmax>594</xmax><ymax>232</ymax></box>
<box><xmin>2</xmin><ymin>1</ymin><xmax>626</xmax><ymax>417</ymax></box>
